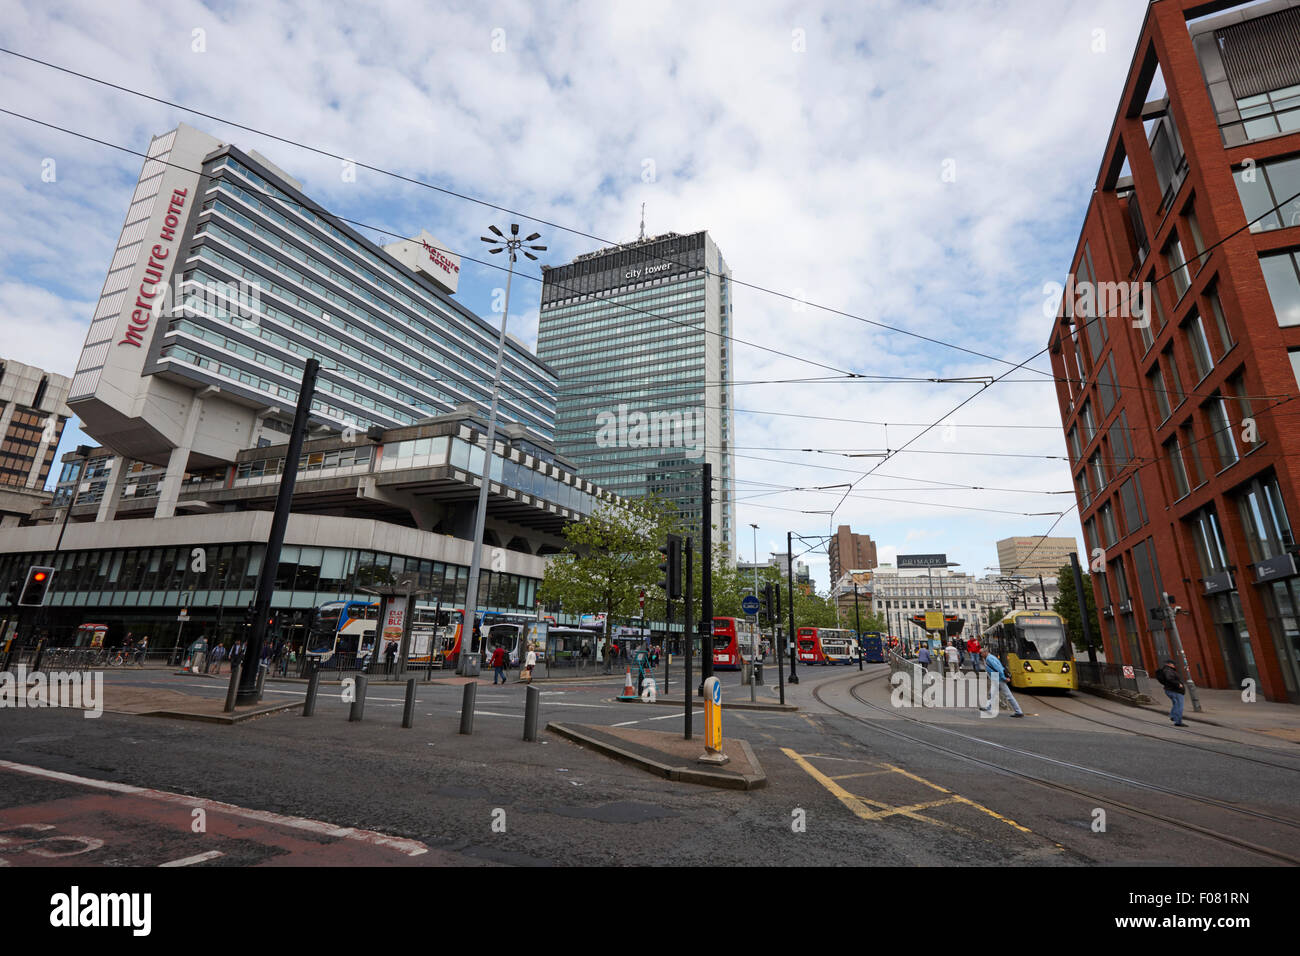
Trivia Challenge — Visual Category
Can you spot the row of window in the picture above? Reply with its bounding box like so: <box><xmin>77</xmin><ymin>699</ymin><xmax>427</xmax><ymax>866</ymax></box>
<box><xmin>204</xmin><ymin>197</ymin><xmax>552</xmax><ymax>412</ymax></box>
<box><xmin>211</xmin><ymin>159</ymin><xmax>542</xmax><ymax>376</ymax></box>
<box><xmin>0</xmin><ymin>544</ymin><xmax>539</xmax><ymax>613</ymax></box>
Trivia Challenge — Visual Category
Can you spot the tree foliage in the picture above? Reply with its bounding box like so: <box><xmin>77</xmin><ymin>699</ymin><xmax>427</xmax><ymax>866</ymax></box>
<box><xmin>1052</xmin><ymin>564</ymin><xmax>1101</xmax><ymax>651</ymax></box>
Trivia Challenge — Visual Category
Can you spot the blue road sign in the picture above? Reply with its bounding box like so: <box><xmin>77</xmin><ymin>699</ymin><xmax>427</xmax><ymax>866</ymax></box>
<box><xmin>741</xmin><ymin>595</ymin><xmax>760</xmax><ymax>615</ymax></box>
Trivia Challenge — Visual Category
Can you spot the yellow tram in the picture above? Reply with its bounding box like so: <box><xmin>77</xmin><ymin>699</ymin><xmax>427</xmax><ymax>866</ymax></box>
<box><xmin>980</xmin><ymin>610</ymin><xmax>1078</xmax><ymax>691</ymax></box>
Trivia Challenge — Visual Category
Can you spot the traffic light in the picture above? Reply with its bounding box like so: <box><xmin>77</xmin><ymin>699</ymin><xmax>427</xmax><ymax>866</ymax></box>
<box><xmin>18</xmin><ymin>566</ymin><xmax>55</xmax><ymax>607</ymax></box>
<box><xmin>658</xmin><ymin>534</ymin><xmax>682</xmax><ymax>600</ymax></box>
<box><xmin>761</xmin><ymin>583</ymin><xmax>774</xmax><ymax>623</ymax></box>
<box><xmin>3</xmin><ymin>579</ymin><xmax>19</xmax><ymax>609</ymax></box>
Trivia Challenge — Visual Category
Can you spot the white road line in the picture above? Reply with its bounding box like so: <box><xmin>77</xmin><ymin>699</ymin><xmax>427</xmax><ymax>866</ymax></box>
<box><xmin>0</xmin><ymin>759</ymin><xmax>428</xmax><ymax>856</ymax></box>
<box><xmin>159</xmin><ymin>850</ymin><xmax>224</xmax><ymax>867</ymax></box>
<box><xmin>612</xmin><ymin>710</ymin><xmax>703</xmax><ymax>726</ymax></box>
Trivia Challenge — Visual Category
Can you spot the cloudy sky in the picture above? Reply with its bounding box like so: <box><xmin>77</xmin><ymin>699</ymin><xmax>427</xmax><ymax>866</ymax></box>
<box><xmin>0</xmin><ymin>0</ymin><xmax>1156</xmax><ymax>589</ymax></box>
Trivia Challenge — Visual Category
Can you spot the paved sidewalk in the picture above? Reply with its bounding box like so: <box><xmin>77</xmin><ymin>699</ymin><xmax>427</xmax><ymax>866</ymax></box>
<box><xmin>1127</xmin><ymin>684</ymin><xmax>1300</xmax><ymax>740</ymax></box>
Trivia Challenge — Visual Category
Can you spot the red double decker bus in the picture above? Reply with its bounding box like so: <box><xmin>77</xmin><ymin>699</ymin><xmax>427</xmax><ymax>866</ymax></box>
<box><xmin>796</xmin><ymin>627</ymin><xmax>854</xmax><ymax>664</ymax></box>
<box><xmin>712</xmin><ymin>617</ymin><xmax>761</xmax><ymax>670</ymax></box>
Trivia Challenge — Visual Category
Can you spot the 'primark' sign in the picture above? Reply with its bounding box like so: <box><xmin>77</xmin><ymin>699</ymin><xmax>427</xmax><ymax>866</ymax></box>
<box><xmin>897</xmin><ymin>554</ymin><xmax>947</xmax><ymax>569</ymax></box>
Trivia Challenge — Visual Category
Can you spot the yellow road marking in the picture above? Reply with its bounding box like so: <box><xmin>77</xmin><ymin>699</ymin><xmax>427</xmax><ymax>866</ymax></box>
<box><xmin>781</xmin><ymin>749</ymin><xmax>965</xmax><ymax>830</ymax></box>
<box><xmin>870</xmin><ymin>797</ymin><xmax>961</xmax><ymax>819</ymax></box>
<box><xmin>829</xmin><ymin>770</ymin><xmax>894</xmax><ymax>781</ymax></box>
<box><xmin>878</xmin><ymin>761</ymin><xmax>1034</xmax><ymax>834</ymax></box>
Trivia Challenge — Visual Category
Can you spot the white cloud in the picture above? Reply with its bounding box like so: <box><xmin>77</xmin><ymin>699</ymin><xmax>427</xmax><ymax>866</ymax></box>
<box><xmin>0</xmin><ymin>0</ymin><xmax>1143</xmax><ymax>578</ymax></box>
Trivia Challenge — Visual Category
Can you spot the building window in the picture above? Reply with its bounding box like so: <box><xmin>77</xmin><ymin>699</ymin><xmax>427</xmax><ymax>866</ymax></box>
<box><xmin>1185</xmin><ymin>311</ymin><xmax>1214</xmax><ymax>381</ymax></box>
<box><xmin>1233</xmin><ymin>84</ymin><xmax>1300</xmax><ymax>141</ymax></box>
<box><xmin>1097</xmin><ymin>355</ymin><xmax>1119</xmax><ymax>415</ymax></box>
<box><xmin>1165</xmin><ymin>234</ymin><xmax>1192</xmax><ymax>298</ymax></box>
<box><xmin>1099</xmin><ymin>502</ymin><xmax>1119</xmax><ymax>547</ymax></box>
<box><xmin>1079</xmin><ymin>401</ymin><xmax>1096</xmax><ymax>444</ymax></box>
<box><xmin>1165</xmin><ymin>435</ymin><xmax>1190</xmax><ymax>500</ymax></box>
<box><xmin>1205</xmin><ymin>285</ymin><xmax>1235</xmax><ymax>358</ymax></box>
<box><xmin>1233</xmin><ymin>155</ymin><xmax>1300</xmax><ymax>231</ymax></box>
<box><xmin>1188</xmin><ymin>505</ymin><xmax>1232</xmax><ymax>577</ymax></box>
<box><xmin>1206</xmin><ymin>393</ymin><xmax>1239</xmax><ymax>470</ymax></box>
<box><xmin>1236</xmin><ymin>473</ymin><xmax>1294</xmax><ymax>564</ymax></box>
<box><xmin>1260</xmin><ymin>249</ymin><xmax>1300</xmax><ymax>327</ymax></box>
<box><xmin>1181</xmin><ymin>421</ymin><xmax>1206</xmax><ymax>487</ymax></box>
<box><xmin>1162</xmin><ymin>347</ymin><xmax>1185</xmax><ymax>410</ymax></box>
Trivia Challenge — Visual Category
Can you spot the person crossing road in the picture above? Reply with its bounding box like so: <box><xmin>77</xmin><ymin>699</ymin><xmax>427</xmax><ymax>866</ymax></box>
<box><xmin>978</xmin><ymin>646</ymin><xmax>1024</xmax><ymax>717</ymax></box>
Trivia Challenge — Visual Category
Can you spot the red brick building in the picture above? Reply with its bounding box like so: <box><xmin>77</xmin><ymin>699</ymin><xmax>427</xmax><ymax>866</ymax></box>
<box><xmin>828</xmin><ymin>525</ymin><xmax>878</xmax><ymax>585</ymax></box>
<box><xmin>1050</xmin><ymin>0</ymin><xmax>1300</xmax><ymax>702</ymax></box>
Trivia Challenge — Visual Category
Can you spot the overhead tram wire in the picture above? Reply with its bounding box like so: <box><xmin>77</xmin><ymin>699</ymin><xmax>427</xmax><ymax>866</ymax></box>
<box><xmin>0</xmin><ymin>108</ymin><xmax>891</xmax><ymax>396</ymax></box>
<box><xmin>0</xmin><ymin>47</ymin><xmax>1061</xmax><ymax>381</ymax></box>
<box><xmin>824</xmin><ymin>180</ymin><xmax>1300</xmax><ymax>526</ymax></box>
<box><xmin>0</xmin><ymin>107</ymin><xmax>1280</xmax><ymax>411</ymax></box>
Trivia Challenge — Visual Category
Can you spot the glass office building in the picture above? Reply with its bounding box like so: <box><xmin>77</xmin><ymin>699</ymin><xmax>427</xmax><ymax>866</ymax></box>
<box><xmin>537</xmin><ymin>231</ymin><xmax>736</xmax><ymax>553</ymax></box>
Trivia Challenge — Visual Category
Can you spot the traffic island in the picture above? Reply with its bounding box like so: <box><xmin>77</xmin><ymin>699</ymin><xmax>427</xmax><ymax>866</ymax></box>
<box><xmin>103</xmin><ymin>685</ymin><xmax>301</xmax><ymax>724</ymax></box>
<box><xmin>547</xmin><ymin>722</ymin><xmax>767</xmax><ymax>790</ymax></box>
<box><xmin>639</xmin><ymin>694</ymin><xmax>798</xmax><ymax>713</ymax></box>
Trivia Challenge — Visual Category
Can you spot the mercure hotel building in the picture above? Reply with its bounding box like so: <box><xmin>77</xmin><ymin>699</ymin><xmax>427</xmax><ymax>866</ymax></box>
<box><xmin>0</xmin><ymin>123</ymin><xmax>620</xmax><ymax>650</ymax></box>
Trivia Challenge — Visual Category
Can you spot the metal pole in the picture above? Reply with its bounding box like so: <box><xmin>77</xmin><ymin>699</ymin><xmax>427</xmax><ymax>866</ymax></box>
<box><xmin>854</xmin><ymin>582</ymin><xmax>863</xmax><ymax>671</ymax></box>
<box><xmin>1069</xmin><ymin>552</ymin><xmax>1097</xmax><ymax>665</ymax></box>
<box><xmin>523</xmin><ymin>684</ymin><xmax>540</xmax><ymax>741</ymax></box>
<box><xmin>402</xmin><ymin>678</ymin><xmax>416</xmax><ymax>728</ymax></box>
<box><xmin>787</xmin><ymin>531</ymin><xmax>798</xmax><ymax>684</ymax></box>
<box><xmin>1165</xmin><ymin>600</ymin><xmax>1203</xmax><ymax>713</ymax></box>
<box><xmin>237</xmin><ymin>359</ymin><xmax>318</xmax><ymax>705</ymax></box>
<box><xmin>224</xmin><ymin>661</ymin><xmax>243</xmax><ymax>713</ymax></box>
<box><xmin>349</xmin><ymin>674</ymin><xmax>368</xmax><ymax>721</ymax></box>
<box><xmin>750</xmin><ymin>523</ymin><xmax>759</xmax><ymax>597</ymax></box>
<box><xmin>700</xmin><ymin>462</ymin><xmax>713</xmax><ymax>694</ymax></box>
<box><xmin>458</xmin><ymin>257</ymin><xmax>516</xmax><ymax>676</ymax></box>
<box><xmin>303</xmin><ymin>662</ymin><xmax>321</xmax><ymax>716</ymax></box>
<box><xmin>684</xmin><ymin>535</ymin><xmax>693</xmax><ymax>739</ymax></box>
<box><xmin>459</xmin><ymin>681</ymin><xmax>477</xmax><ymax>735</ymax></box>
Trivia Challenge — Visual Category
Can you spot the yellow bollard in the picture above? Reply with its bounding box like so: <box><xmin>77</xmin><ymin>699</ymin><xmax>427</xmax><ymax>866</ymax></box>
<box><xmin>698</xmin><ymin>676</ymin><xmax>730</xmax><ymax>765</ymax></box>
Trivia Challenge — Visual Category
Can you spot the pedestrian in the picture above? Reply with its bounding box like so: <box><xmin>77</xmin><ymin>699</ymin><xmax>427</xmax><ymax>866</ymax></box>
<box><xmin>135</xmin><ymin>635</ymin><xmax>149</xmax><ymax>667</ymax></box>
<box><xmin>979</xmin><ymin>647</ymin><xmax>1024</xmax><ymax>717</ymax></box>
<box><xmin>491</xmin><ymin>644</ymin><xmax>507</xmax><ymax>685</ymax></box>
<box><xmin>385</xmin><ymin>640</ymin><xmax>397</xmax><ymax>673</ymax></box>
<box><xmin>966</xmin><ymin>636</ymin><xmax>983</xmax><ymax>673</ymax></box>
<box><xmin>917</xmin><ymin>643</ymin><xmax>931</xmax><ymax>671</ymax></box>
<box><xmin>1153</xmin><ymin>658</ymin><xmax>1187</xmax><ymax>726</ymax></box>
<box><xmin>522</xmin><ymin>643</ymin><xmax>537</xmax><ymax>683</ymax></box>
<box><xmin>945</xmin><ymin>641</ymin><xmax>959</xmax><ymax>675</ymax></box>
<box><xmin>211</xmin><ymin>642</ymin><xmax>227</xmax><ymax>675</ymax></box>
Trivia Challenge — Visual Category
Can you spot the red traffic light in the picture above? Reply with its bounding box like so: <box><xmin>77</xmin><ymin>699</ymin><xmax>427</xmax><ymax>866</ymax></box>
<box><xmin>33</xmin><ymin>572</ymin><xmax>47</xmax><ymax>582</ymax></box>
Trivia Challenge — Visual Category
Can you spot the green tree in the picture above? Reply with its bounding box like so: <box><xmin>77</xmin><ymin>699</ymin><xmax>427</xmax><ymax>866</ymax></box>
<box><xmin>538</xmin><ymin>495</ymin><xmax>680</xmax><ymax>654</ymax></box>
<box><xmin>1053</xmin><ymin>564</ymin><xmax>1101</xmax><ymax>651</ymax></box>
<box><xmin>985</xmin><ymin>605</ymin><xmax>1007</xmax><ymax>626</ymax></box>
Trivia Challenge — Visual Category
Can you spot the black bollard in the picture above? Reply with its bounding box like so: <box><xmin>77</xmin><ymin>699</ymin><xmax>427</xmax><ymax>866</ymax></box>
<box><xmin>349</xmin><ymin>674</ymin><xmax>368</xmax><ymax>722</ymax></box>
<box><xmin>402</xmin><ymin>678</ymin><xmax>416</xmax><ymax>729</ymax></box>
<box><xmin>223</xmin><ymin>661</ymin><xmax>243</xmax><ymax>713</ymax></box>
<box><xmin>523</xmin><ymin>684</ymin><xmax>540</xmax><ymax>742</ymax></box>
<box><xmin>459</xmin><ymin>681</ymin><xmax>476</xmax><ymax>735</ymax></box>
<box><xmin>303</xmin><ymin>665</ymin><xmax>321</xmax><ymax>716</ymax></box>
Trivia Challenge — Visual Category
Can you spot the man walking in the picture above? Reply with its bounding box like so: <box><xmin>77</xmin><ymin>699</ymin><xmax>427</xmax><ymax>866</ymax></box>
<box><xmin>979</xmin><ymin>646</ymin><xmax>1024</xmax><ymax>717</ymax></box>
<box><xmin>917</xmin><ymin>643</ymin><xmax>931</xmax><ymax>672</ymax></box>
<box><xmin>1154</xmin><ymin>659</ymin><xmax>1187</xmax><ymax>726</ymax></box>
<box><xmin>944</xmin><ymin>641</ymin><xmax>960</xmax><ymax>676</ymax></box>
<box><xmin>966</xmin><ymin>636</ymin><xmax>982</xmax><ymax>673</ymax></box>
<box><xmin>490</xmin><ymin>644</ymin><xmax>507</xmax><ymax>685</ymax></box>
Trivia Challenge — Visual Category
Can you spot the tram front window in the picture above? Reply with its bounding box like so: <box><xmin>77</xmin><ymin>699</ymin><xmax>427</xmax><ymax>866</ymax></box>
<box><xmin>1017</xmin><ymin>618</ymin><xmax>1070</xmax><ymax>660</ymax></box>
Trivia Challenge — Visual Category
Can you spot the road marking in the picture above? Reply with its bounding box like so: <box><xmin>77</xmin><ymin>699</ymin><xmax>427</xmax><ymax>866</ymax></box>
<box><xmin>159</xmin><ymin>850</ymin><xmax>224</xmax><ymax>867</ymax></box>
<box><xmin>877</xmin><ymin>762</ymin><xmax>1034</xmax><ymax>834</ymax></box>
<box><xmin>829</xmin><ymin>770</ymin><xmax>894</xmax><ymax>781</ymax></box>
<box><xmin>0</xmin><ymin>759</ymin><xmax>428</xmax><ymax>856</ymax></box>
<box><xmin>781</xmin><ymin>749</ymin><xmax>964</xmax><ymax>830</ymax></box>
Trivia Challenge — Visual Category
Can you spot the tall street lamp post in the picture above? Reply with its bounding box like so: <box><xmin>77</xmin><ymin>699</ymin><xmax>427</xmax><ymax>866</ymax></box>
<box><xmin>458</xmin><ymin>224</ymin><xmax>546</xmax><ymax>676</ymax></box>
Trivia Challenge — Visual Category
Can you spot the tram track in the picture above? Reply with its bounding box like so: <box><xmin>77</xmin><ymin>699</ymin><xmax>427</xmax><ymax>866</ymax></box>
<box><xmin>1031</xmin><ymin>692</ymin><xmax>1300</xmax><ymax>773</ymax></box>
<box><xmin>808</xmin><ymin>667</ymin><xmax>1300</xmax><ymax>866</ymax></box>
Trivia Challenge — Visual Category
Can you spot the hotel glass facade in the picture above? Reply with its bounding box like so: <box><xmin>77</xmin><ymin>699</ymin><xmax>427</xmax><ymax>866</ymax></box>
<box><xmin>536</xmin><ymin>231</ymin><xmax>736</xmax><ymax>551</ymax></box>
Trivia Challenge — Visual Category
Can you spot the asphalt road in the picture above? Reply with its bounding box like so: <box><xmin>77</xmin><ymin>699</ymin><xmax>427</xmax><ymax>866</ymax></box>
<box><xmin>0</xmin><ymin>664</ymin><xmax>1296</xmax><ymax>866</ymax></box>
